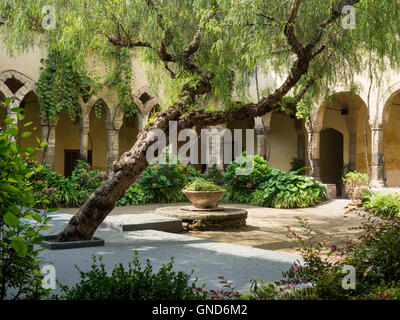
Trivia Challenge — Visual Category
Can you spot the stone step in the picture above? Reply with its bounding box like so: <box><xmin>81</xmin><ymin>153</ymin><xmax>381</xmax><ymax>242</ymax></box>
<box><xmin>100</xmin><ymin>213</ymin><xmax>183</xmax><ymax>233</ymax></box>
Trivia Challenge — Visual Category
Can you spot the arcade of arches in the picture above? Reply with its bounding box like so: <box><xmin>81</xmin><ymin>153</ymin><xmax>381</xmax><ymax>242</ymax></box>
<box><xmin>1</xmin><ymin>70</ymin><xmax>400</xmax><ymax>193</ymax></box>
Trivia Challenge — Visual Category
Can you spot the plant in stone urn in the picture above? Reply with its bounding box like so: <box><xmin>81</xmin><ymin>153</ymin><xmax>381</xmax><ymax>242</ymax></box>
<box><xmin>343</xmin><ymin>171</ymin><xmax>370</xmax><ymax>205</ymax></box>
<box><xmin>183</xmin><ymin>178</ymin><xmax>226</xmax><ymax>210</ymax></box>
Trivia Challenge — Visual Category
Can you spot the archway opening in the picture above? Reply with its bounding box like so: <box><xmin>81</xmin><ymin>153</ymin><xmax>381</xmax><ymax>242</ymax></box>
<box><xmin>119</xmin><ymin>112</ymin><xmax>139</xmax><ymax>157</ymax></box>
<box><xmin>89</xmin><ymin>101</ymin><xmax>107</xmax><ymax>171</ymax></box>
<box><xmin>384</xmin><ymin>91</ymin><xmax>400</xmax><ymax>187</ymax></box>
<box><xmin>18</xmin><ymin>91</ymin><xmax>42</xmax><ymax>163</ymax></box>
<box><xmin>317</xmin><ymin>92</ymin><xmax>370</xmax><ymax>193</ymax></box>
<box><xmin>320</xmin><ymin>128</ymin><xmax>344</xmax><ymax>195</ymax></box>
<box><xmin>55</xmin><ymin>111</ymin><xmax>80</xmax><ymax>176</ymax></box>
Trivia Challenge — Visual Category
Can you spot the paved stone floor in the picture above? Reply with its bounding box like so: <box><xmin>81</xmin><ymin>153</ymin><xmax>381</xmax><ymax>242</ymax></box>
<box><xmin>38</xmin><ymin>212</ymin><xmax>302</xmax><ymax>296</ymax></box>
<box><xmin>43</xmin><ymin>199</ymin><xmax>365</xmax><ymax>296</ymax></box>
<box><xmin>60</xmin><ymin>199</ymin><xmax>364</xmax><ymax>255</ymax></box>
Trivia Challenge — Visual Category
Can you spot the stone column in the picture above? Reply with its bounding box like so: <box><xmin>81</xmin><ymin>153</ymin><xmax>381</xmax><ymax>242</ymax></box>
<box><xmin>41</xmin><ymin>123</ymin><xmax>56</xmax><ymax>170</ymax></box>
<box><xmin>371</xmin><ymin>126</ymin><xmax>386</xmax><ymax>187</ymax></box>
<box><xmin>107</xmin><ymin>128</ymin><xmax>120</xmax><ymax>173</ymax></box>
<box><xmin>138</xmin><ymin>113</ymin><xmax>149</xmax><ymax>131</ymax></box>
<box><xmin>205</xmin><ymin>125</ymin><xmax>226</xmax><ymax>172</ymax></box>
<box><xmin>307</xmin><ymin>130</ymin><xmax>321</xmax><ymax>179</ymax></box>
<box><xmin>79</xmin><ymin>126</ymin><xmax>90</xmax><ymax>163</ymax></box>
<box><xmin>254</xmin><ymin>117</ymin><xmax>266</xmax><ymax>158</ymax></box>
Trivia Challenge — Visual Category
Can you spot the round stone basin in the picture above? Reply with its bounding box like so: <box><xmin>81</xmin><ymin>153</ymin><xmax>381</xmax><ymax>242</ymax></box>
<box><xmin>155</xmin><ymin>206</ymin><xmax>247</xmax><ymax>231</ymax></box>
<box><xmin>182</xmin><ymin>190</ymin><xmax>226</xmax><ymax>210</ymax></box>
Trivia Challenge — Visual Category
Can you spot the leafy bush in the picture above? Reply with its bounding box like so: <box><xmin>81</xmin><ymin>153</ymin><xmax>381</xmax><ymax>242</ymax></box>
<box><xmin>225</xmin><ymin>153</ymin><xmax>325</xmax><ymax>208</ymax></box>
<box><xmin>204</xmin><ymin>165</ymin><xmax>225</xmax><ymax>186</ymax></box>
<box><xmin>31</xmin><ymin>160</ymin><xmax>108</xmax><ymax>208</ymax></box>
<box><xmin>116</xmin><ymin>182</ymin><xmax>153</xmax><ymax>206</ymax></box>
<box><xmin>118</xmin><ymin>154</ymin><xmax>203</xmax><ymax>205</ymax></box>
<box><xmin>247</xmin><ymin>205</ymin><xmax>400</xmax><ymax>300</ymax></box>
<box><xmin>224</xmin><ymin>153</ymin><xmax>271</xmax><ymax>196</ymax></box>
<box><xmin>363</xmin><ymin>192</ymin><xmax>400</xmax><ymax>219</ymax></box>
<box><xmin>343</xmin><ymin>171</ymin><xmax>370</xmax><ymax>202</ymax></box>
<box><xmin>251</xmin><ymin>171</ymin><xmax>325</xmax><ymax>208</ymax></box>
<box><xmin>0</xmin><ymin>102</ymin><xmax>50</xmax><ymax>300</ymax></box>
<box><xmin>184</xmin><ymin>178</ymin><xmax>225</xmax><ymax>191</ymax></box>
<box><xmin>56</xmin><ymin>254</ymin><xmax>207</xmax><ymax>300</ymax></box>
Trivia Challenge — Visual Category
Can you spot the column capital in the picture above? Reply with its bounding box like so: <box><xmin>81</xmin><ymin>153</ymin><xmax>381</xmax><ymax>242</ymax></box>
<box><xmin>369</xmin><ymin>120</ymin><xmax>386</xmax><ymax>131</ymax></box>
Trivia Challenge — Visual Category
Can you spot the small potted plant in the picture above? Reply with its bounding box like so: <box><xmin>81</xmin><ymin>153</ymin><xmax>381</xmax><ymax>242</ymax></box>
<box><xmin>343</xmin><ymin>171</ymin><xmax>370</xmax><ymax>206</ymax></box>
<box><xmin>182</xmin><ymin>178</ymin><xmax>226</xmax><ymax>209</ymax></box>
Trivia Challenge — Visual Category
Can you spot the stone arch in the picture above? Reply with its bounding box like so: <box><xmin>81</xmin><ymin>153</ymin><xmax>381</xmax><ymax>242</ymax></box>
<box><xmin>308</xmin><ymin>91</ymin><xmax>371</xmax><ymax>185</ymax></box>
<box><xmin>0</xmin><ymin>70</ymin><xmax>36</xmax><ymax>97</ymax></box>
<box><xmin>313</xmin><ymin>90</ymin><xmax>369</xmax><ymax>132</ymax></box>
<box><xmin>380</xmin><ymin>86</ymin><xmax>400</xmax><ymax>187</ymax></box>
<box><xmin>380</xmin><ymin>81</ymin><xmax>400</xmax><ymax>128</ymax></box>
<box><xmin>88</xmin><ymin>98</ymin><xmax>109</xmax><ymax>171</ymax></box>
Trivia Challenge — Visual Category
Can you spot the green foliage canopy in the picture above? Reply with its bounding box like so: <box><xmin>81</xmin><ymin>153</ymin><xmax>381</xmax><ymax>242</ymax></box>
<box><xmin>1</xmin><ymin>0</ymin><xmax>400</xmax><ymax>119</ymax></box>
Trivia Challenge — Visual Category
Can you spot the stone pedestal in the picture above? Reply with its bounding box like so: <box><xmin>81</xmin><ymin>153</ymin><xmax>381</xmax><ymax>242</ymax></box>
<box><xmin>155</xmin><ymin>206</ymin><xmax>248</xmax><ymax>231</ymax></box>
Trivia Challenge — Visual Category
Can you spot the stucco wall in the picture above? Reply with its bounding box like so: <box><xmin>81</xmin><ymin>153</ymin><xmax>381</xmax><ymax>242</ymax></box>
<box><xmin>54</xmin><ymin>112</ymin><xmax>80</xmax><ymax>175</ymax></box>
<box><xmin>267</xmin><ymin>112</ymin><xmax>297</xmax><ymax>171</ymax></box>
<box><xmin>0</xmin><ymin>43</ymin><xmax>44</xmax><ymax>82</ymax></box>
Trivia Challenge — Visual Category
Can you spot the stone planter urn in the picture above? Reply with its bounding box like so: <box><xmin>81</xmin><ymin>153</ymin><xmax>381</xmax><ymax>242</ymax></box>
<box><xmin>182</xmin><ymin>190</ymin><xmax>226</xmax><ymax>210</ymax></box>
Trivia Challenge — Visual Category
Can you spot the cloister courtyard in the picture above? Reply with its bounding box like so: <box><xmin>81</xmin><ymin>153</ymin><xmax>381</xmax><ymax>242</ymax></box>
<box><xmin>2</xmin><ymin>0</ymin><xmax>400</xmax><ymax>303</ymax></box>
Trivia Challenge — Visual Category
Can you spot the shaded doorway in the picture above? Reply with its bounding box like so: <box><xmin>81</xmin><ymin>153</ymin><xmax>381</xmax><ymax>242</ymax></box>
<box><xmin>64</xmin><ymin>149</ymin><xmax>92</xmax><ymax>177</ymax></box>
<box><xmin>320</xmin><ymin>128</ymin><xmax>344</xmax><ymax>196</ymax></box>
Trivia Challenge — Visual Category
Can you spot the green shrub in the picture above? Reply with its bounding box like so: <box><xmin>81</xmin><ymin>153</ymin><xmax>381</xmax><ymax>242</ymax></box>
<box><xmin>56</xmin><ymin>254</ymin><xmax>207</xmax><ymax>300</ymax></box>
<box><xmin>204</xmin><ymin>165</ymin><xmax>225</xmax><ymax>186</ymax></box>
<box><xmin>224</xmin><ymin>152</ymin><xmax>271</xmax><ymax>197</ymax></box>
<box><xmin>363</xmin><ymin>192</ymin><xmax>400</xmax><ymax>219</ymax></box>
<box><xmin>251</xmin><ymin>172</ymin><xmax>326</xmax><ymax>208</ymax></box>
<box><xmin>289</xmin><ymin>157</ymin><xmax>306</xmax><ymax>175</ymax></box>
<box><xmin>118</xmin><ymin>154</ymin><xmax>203</xmax><ymax>205</ymax></box>
<box><xmin>343</xmin><ymin>171</ymin><xmax>370</xmax><ymax>202</ymax></box>
<box><xmin>31</xmin><ymin>160</ymin><xmax>108</xmax><ymax>208</ymax></box>
<box><xmin>248</xmin><ymin>207</ymin><xmax>400</xmax><ymax>300</ymax></box>
<box><xmin>0</xmin><ymin>101</ymin><xmax>51</xmax><ymax>300</ymax></box>
<box><xmin>225</xmin><ymin>153</ymin><xmax>325</xmax><ymax>208</ymax></box>
<box><xmin>116</xmin><ymin>182</ymin><xmax>152</xmax><ymax>206</ymax></box>
<box><xmin>184</xmin><ymin>178</ymin><xmax>225</xmax><ymax>191</ymax></box>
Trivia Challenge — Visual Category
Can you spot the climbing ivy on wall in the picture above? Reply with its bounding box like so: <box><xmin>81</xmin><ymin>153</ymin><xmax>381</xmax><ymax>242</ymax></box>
<box><xmin>36</xmin><ymin>49</ymin><xmax>99</xmax><ymax>123</ymax></box>
<box><xmin>37</xmin><ymin>46</ymin><xmax>138</xmax><ymax>124</ymax></box>
<box><xmin>104</xmin><ymin>46</ymin><xmax>138</xmax><ymax>118</ymax></box>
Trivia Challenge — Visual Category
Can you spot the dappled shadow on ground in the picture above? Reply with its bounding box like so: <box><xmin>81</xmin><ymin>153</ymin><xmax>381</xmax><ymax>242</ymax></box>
<box><xmin>55</xmin><ymin>199</ymin><xmax>365</xmax><ymax>258</ymax></box>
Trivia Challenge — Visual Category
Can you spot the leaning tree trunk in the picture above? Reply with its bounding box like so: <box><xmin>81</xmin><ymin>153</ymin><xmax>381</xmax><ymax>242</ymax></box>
<box><xmin>56</xmin><ymin>52</ymin><xmax>312</xmax><ymax>242</ymax></box>
<box><xmin>56</xmin><ymin>107</ymin><xmax>181</xmax><ymax>241</ymax></box>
